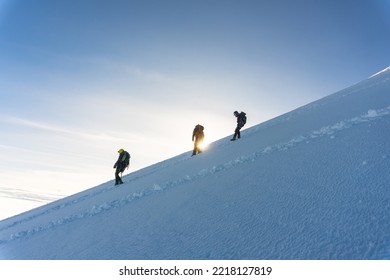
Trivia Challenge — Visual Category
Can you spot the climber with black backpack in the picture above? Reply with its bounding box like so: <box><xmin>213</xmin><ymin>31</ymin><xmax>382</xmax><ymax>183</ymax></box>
<box><xmin>231</xmin><ymin>111</ymin><xmax>247</xmax><ymax>141</ymax></box>
<box><xmin>113</xmin><ymin>148</ymin><xmax>130</xmax><ymax>185</ymax></box>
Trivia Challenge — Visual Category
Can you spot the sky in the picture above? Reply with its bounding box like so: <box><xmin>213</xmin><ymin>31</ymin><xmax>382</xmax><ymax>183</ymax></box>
<box><xmin>0</xmin><ymin>0</ymin><xmax>389</xmax><ymax>220</ymax></box>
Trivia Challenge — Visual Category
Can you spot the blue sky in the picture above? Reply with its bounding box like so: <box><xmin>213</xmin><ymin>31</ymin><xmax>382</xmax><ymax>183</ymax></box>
<box><xmin>1</xmin><ymin>0</ymin><xmax>389</xmax><ymax>220</ymax></box>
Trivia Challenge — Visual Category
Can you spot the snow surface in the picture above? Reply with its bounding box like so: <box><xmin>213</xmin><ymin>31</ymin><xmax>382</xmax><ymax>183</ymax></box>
<box><xmin>0</xmin><ymin>69</ymin><xmax>390</xmax><ymax>260</ymax></box>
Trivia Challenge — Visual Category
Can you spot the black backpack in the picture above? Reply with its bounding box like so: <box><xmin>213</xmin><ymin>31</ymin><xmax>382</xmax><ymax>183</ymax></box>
<box><xmin>241</xmin><ymin>112</ymin><xmax>247</xmax><ymax>125</ymax></box>
<box><xmin>122</xmin><ymin>151</ymin><xmax>130</xmax><ymax>169</ymax></box>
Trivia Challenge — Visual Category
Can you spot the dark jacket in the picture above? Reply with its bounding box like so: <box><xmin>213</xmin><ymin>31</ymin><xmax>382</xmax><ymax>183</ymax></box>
<box><xmin>114</xmin><ymin>151</ymin><xmax>130</xmax><ymax>169</ymax></box>
<box><xmin>236</xmin><ymin>112</ymin><xmax>247</xmax><ymax>128</ymax></box>
<box><xmin>192</xmin><ymin>125</ymin><xmax>205</xmax><ymax>142</ymax></box>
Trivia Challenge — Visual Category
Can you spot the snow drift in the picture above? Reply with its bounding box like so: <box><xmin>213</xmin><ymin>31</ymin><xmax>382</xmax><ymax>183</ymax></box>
<box><xmin>0</xmin><ymin>68</ymin><xmax>390</xmax><ymax>259</ymax></box>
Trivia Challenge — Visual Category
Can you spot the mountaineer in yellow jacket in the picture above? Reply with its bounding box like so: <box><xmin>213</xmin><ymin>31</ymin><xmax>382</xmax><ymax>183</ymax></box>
<box><xmin>113</xmin><ymin>148</ymin><xmax>130</xmax><ymax>185</ymax></box>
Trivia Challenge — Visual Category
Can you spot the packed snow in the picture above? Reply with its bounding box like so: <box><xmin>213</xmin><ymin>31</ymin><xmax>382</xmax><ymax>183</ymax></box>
<box><xmin>0</xmin><ymin>68</ymin><xmax>389</xmax><ymax>259</ymax></box>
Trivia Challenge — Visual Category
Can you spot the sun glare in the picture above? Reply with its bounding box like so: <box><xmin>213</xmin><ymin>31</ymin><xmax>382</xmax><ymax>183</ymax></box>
<box><xmin>197</xmin><ymin>140</ymin><xmax>209</xmax><ymax>151</ymax></box>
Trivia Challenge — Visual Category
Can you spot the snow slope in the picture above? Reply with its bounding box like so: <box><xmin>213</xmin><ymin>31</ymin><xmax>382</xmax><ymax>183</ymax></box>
<box><xmin>0</xmin><ymin>69</ymin><xmax>390</xmax><ymax>260</ymax></box>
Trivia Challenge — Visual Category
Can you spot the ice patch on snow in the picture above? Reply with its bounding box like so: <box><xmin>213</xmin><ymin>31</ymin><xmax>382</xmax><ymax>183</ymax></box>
<box><xmin>153</xmin><ymin>184</ymin><xmax>163</xmax><ymax>191</ymax></box>
<box><xmin>366</xmin><ymin>109</ymin><xmax>379</xmax><ymax>118</ymax></box>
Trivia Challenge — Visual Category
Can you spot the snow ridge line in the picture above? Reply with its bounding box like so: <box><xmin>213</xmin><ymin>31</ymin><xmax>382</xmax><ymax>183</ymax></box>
<box><xmin>1</xmin><ymin>107</ymin><xmax>389</xmax><ymax>244</ymax></box>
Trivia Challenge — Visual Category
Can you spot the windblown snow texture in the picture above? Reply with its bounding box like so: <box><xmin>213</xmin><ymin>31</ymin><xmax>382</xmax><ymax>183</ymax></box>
<box><xmin>0</xmin><ymin>68</ymin><xmax>390</xmax><ymax>259</ymax></box>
